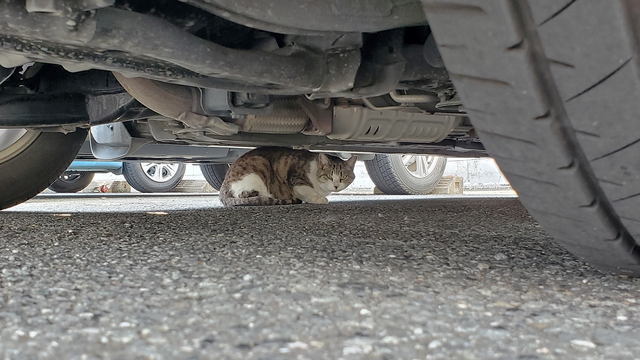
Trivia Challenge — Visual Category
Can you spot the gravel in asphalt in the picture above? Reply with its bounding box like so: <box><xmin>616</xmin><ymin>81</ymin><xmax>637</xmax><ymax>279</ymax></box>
<box><xmin>1</xmin><ymin>197</ymin><xmax>639</xmax><ymax>359</ymax></box>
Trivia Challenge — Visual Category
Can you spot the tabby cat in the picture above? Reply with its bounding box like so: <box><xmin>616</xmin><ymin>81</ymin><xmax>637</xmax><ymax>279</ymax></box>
<box><xmin>219</xmin><ymin>147</ymin><xmax>356</xmax><ymax>206</ymax></box>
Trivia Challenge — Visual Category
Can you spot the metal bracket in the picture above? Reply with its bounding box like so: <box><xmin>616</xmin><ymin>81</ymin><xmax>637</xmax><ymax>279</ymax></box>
<box><xmin>176</xmin><ymin>112</ymin><xmax>239</xmax><ymax>136</ymax></box>
<box><xmin>201</xmin><ymin>89</ymin><xmax>273</xmax><ymax>116</ymax></box>
<box><xmin>90</xmin><ymin>122</ymin><xmax>148</xmax><ymax>159</ymax></box>
<box><xmin>296</xmin><ymin>97</ymin><xmax>332</xmax><ymax>135</ymax></box>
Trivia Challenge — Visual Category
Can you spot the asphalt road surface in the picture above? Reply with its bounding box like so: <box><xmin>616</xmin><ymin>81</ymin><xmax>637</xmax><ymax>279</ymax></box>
<box><xmin>1</xmin><ymin>195</ymin><xmax>639</xmax><ymax>360</ymax></box>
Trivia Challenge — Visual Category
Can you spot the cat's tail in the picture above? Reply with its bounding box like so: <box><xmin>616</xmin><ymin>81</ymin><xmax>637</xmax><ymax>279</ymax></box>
<box><xmin>221</xmin><ymin>196</ymin><xmax>302</xmax><ymax>207</ymax></box>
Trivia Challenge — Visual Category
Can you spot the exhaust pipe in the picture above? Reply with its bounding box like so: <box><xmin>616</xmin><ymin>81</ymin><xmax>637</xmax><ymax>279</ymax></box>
<box><xmin>114</xmin><ymin>73</ymin><xmax>311</xmax><ymax>136</ymax></box>
<box><xmin>113</xmin><ymin>72</ymin><xmax>239</xmax><ymax>135</ymax></box>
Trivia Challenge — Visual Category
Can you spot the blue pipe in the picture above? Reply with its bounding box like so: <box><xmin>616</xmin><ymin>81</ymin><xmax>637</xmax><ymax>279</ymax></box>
<box><xmin>66</xmin><ymin>161</ymin><xmax>123</xmax><ymax>173</ymax></box>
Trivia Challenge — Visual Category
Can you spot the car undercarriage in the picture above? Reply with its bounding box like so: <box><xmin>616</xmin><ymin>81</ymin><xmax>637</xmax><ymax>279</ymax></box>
<box><xmin>0</xmin><ymin>0</ymin><xmax>483</xmax><ymax>159</ymax></box>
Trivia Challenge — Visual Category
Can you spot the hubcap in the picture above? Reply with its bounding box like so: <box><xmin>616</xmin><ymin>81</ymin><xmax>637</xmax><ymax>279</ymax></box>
<box><xmin>0</xmin><ymin>129</ymin><xmax>39</xmax><ymax>163</ymax></box>
<box><xmin>0</xmin><ymin>129</ymin><xmax>26</xmax><ymax>152</ymax></box>
<box><xmin>140</xmin><ymin>163</ymin><xmax>180</xmax><ymax>183</ymax></box>
<box><xmin>401</xmin><ymin>155</ymin><xmax>439</xmax><ymax>178</ymax></box>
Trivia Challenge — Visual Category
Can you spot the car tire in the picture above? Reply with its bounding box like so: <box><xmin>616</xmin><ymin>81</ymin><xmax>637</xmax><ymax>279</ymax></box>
<box><xmin>0</xmin><ymin>129</ymin><xmax>88</xmax><ymax>210</ymax></box>
<box><xmin>364</xmin><ymin>154</ymin><xmax>447</xmax><ymax>195</ymax></box>
<box><xmin>200</xmin><ymin>163</ymin><xmax>229</xmax><ymax>191</ymax></box>
<box><xmin>423</xmin><ymin>0</ymin><xmax>640</xmax><ymax>275</ymax></box>
<box><xmin>48</xmin><ymin>172</ymin><xmax>95</xmax><ymax>193</ymax></box>
<box><xmin>122</xmin><ymin>162</ymin><xmax>186</xmax><ymax>193</ymax></box>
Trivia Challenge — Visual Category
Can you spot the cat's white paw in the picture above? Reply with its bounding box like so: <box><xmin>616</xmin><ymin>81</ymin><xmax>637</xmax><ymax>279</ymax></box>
<box><xmin>315</xmin><ymin>197</ymin><xmax>329</xmax><ymax>204</ymax></box>
<box><xmin>305</xmin><ymin>196</ymin><xmax>328</xmax><ymax>204</ymax></box>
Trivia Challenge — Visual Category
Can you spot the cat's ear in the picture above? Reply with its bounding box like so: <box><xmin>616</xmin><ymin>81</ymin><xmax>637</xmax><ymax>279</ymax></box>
<box><xmin>318</xmin><ymin>153</ymin><xmax>330</xmax><ymax>166</ymax></box>
<box><xmin>345</xmin><ymin>156</ymin><xmax>357</xmax><ymax>169</ymax></box>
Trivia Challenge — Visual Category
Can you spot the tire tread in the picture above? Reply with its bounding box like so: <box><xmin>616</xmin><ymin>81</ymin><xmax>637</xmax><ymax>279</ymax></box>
<box><xmin>200</xmin><ymin>164</ymin><xmax>229</xmax><ymax>191</ymax></box>
<box><xmin>0</xmin><ymin>130</ymin><xmax>87</xmax><ymax>210</ymax></box>
<box><xmin>423</xmin><ymin>0</ymin><xmax>640</xmax><ymax>274</ymax></box>
<box><xmin>364</xmin><ymin>154</ymin><xmax>446</xmax><ymax>195</ymax></box>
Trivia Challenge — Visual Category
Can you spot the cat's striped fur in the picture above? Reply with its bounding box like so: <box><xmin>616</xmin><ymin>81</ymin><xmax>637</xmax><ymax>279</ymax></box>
<box><xmin>220</xmin><ymin>147</ymin><xmax>356</xmax><ymax>206</ymax></box>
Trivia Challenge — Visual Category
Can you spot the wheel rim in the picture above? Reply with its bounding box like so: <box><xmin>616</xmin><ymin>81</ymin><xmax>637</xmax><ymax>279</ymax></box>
<box><xmin>400</xmin><ymin>155</ymin><xmax>440</xmax><ymax>179</ymax></box>
<box><xmin>0</xmin><ymin>129</ymin><xmax>40</xmax><ymax>163</ymax></box>
<box><xmin>140</xmin><ymin>163</ymin><xmax>181</xmax><ymax>183</ymax></box>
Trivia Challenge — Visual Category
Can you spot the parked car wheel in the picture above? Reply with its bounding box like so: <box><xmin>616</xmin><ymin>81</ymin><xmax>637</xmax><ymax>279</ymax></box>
<box><xmin>48</xmin><ymin>172</ymin><xmax>95</xmax><ymax>193</ymax></box>
<box><xmin>122</xmin><ymin>162</ymin><xmax>185</xmax><ymax>193</ymax></box>
<box><xmin>0</xmin><ymin>129</ymin><xmax>87</xmax><ymax>210</ymax></box>
<box><xmin>199</xmin><ymin>163</ymin><xmax>229</xmax><ymax>191</ymax></box>
<box><xmin>365</xmin><ymin>154</ymin><xmax>447</xmax><ymax>195</ymax></box>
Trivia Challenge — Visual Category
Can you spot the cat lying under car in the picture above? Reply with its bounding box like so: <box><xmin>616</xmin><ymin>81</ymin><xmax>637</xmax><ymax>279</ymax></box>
<box><xmin>220</xmin><ymin>147</ymin><xmax>356</xmax><ymax>206</ymax></box>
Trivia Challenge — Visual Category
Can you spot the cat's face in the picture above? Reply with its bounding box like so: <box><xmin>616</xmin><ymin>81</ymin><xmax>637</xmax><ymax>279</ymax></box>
<box><xmin>316</xmin><ymin>154</ymin><xmax>357</xmax><ymax>192</ymax></box>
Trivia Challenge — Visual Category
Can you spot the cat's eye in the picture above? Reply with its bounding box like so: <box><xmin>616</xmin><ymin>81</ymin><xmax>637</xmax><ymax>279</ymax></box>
<box><xmin>320</xmin><ymin>175</ymin><xmax>329</xmax><ymax>180</ymax></box>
